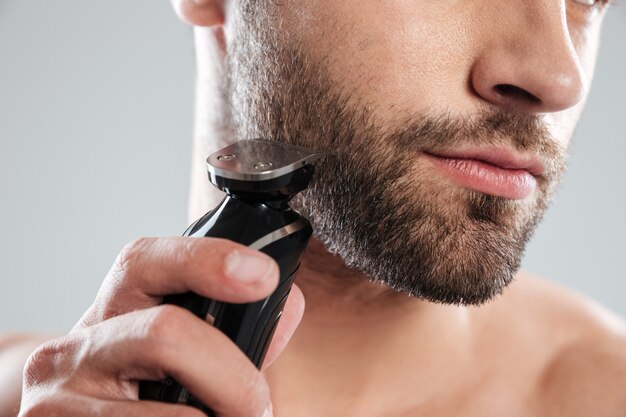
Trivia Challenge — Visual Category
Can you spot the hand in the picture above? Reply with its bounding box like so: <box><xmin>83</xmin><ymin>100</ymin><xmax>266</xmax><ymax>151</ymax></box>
<box><xmin>19</xmin><ymin>237</ymin><xmax>305</xmax><ymax>417</ymax></box>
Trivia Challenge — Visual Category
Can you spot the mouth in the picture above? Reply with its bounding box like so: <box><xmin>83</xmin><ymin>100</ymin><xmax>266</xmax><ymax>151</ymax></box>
<box><xmin>422</xmin><ymin>148</ymin><xmax>545</xmax><ymax>200</ymax></box>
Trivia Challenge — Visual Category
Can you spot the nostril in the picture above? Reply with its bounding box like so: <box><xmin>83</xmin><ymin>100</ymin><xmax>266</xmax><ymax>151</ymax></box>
<box><xmin>494</xmin><ymin>84</ymin><xmax>541</xmax><ymax>105</ymax></box>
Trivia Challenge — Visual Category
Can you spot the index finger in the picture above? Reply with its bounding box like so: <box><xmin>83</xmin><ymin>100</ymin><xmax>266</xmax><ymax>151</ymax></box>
<box><xmin>77</xmin><ymin>237</ymin><xmax>279</xmax><ymax>328</ymax></box>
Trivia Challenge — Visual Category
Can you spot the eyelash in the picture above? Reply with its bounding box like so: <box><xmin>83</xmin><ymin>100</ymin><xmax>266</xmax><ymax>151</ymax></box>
<box><xmin>575</xmin><ymin>0</ymin><xmax>620</xmax><ymax>7</ymax></box>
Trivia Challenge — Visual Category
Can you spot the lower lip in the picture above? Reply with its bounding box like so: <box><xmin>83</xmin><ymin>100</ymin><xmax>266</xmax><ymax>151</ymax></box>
<box><xmin>423</xmin><ymin>153</ymin><xmax>537</xmax><ymax>200</ymax></box>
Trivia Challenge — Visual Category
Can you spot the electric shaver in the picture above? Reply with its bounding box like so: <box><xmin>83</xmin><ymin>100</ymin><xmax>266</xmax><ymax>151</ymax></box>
<box><xmin>139</xmin><ymin>139</ymin><xmax>323</xmax><ymax>415</ymax></box>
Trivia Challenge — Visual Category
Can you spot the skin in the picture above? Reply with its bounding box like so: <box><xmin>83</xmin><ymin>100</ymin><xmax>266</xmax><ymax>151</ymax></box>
<box><xmin>2</xmin><ymin>0</ymin><xmax>626</xmax><ymax>416</ymax></box>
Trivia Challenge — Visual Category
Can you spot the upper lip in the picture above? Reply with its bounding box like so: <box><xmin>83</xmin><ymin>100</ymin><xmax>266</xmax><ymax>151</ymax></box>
<box><xmin>424</xmin><ymin>147</ymin><xmax>546</xmax><ymax>177</ymax></box>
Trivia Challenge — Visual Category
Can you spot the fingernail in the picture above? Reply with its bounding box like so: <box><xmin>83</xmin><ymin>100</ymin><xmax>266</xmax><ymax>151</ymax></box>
<box><xmin>226</xmin><ymin>250</ymin><xmax>275</xmax><ymax>283</ymax></box>
<box><xmin>262</xmin><ymin>408</ymin><xmax>274</xmax><ymax>417</ymax></box>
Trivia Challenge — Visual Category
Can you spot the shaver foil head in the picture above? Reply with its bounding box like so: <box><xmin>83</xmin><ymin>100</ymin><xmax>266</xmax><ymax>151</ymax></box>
<box><xmin>206</xmin><ymin>139</ymin><xmax>324</xmax><ymax>199</ymax></box>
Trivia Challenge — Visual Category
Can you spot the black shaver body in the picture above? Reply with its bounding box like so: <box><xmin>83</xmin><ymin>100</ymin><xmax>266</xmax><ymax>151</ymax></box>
<box><xmin>139</xmin><ymin>140</ymin><xmax>322</xmax><ymax>415</ymax></box>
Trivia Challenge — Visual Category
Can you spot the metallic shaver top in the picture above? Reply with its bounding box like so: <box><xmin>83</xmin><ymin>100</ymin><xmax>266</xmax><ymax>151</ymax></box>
<box><xmin>206</xmin><ymin>139</ymin><xmax>324</xmax><ymax>200</ymax></box>
<box><xmin>207</xmin><ymin>139</ymin><xmax>324</xmax><ymax>182</ymax></box>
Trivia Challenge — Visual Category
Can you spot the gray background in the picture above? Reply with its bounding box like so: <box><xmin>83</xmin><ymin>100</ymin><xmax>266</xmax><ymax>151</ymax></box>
<box><xmin>0</xmin><ymin>1</ymin><xmax>624</xmax><ymax>333</ymax></box>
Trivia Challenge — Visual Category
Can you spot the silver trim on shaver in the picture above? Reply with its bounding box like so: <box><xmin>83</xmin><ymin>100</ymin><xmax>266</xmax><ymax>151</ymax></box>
<box><xmin>207</xmin><ymin>139</ymin><xmax>324</xmax><ymax>182</ymax></box>
<box><xmin>249</xmin><ymin>219</ymin><xmax>306</xmax><ymax>251</ymax></box>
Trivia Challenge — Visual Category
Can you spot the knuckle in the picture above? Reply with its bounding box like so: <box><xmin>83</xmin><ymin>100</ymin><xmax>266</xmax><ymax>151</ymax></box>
<box><xmin>86</xmin><ymin>237</ymin><xmax>155</xmax><ymax>324</ymax></box>
<box><xmin>23</xmin><ymin>342</ymin><xmax>59</xmax><ymax>387</ymax></box>
<box><xmin>144</xmin><ymin>304</ymin><xmax>189</xmax><ymax>344</ymax></box>
<box><xmin>173</xmin><ymin>238</ymin><xmax>204</xmax><ymax>271</ymax></box>
<box><xmin>123</xmin><ymin>236</ymin><xmax>154</xmax><ymax>255</ymax></box>
<box><xmin>140</xmin><ymin>305</ymin><xmax>198</xmax><ymax>368</ymax></box>
<box><xmin>23</xmin><ymin>337</ymin><xmax>76</xmax><ymax>387</ymax></box>
<box><xmin>19</xmin><ymin>401</ymin><xmax>55</xmax><ymax>417</ymax></box>
<box><xmin>116</xmin><ymin>237</ymin><xmax>153</xmax><ymax>275</ymax></box>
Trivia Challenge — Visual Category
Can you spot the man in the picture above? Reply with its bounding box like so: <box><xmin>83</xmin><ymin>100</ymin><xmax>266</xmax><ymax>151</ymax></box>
<box><xmin>3</xmin><ymin>0</ymin><xmax>626</xmax><ymax>416</ymax></box>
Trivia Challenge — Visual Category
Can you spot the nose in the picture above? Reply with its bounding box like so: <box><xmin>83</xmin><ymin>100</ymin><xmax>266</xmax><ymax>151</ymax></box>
<box><xmin>470</xmin><ymin>3</ymin><xmax>587</xmax><ymax>113</ymax></box>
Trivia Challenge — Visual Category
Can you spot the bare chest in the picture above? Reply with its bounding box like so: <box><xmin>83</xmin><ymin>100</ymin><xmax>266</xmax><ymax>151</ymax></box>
<box><xmin>273</xmin><ymin>377</ymin><xmax>545</xmax><ymax>417</ymax></box>
<box><xmin>269</xmin><ymin>344</ymin><xmax>551</xmax><ymax>417</ymax></box>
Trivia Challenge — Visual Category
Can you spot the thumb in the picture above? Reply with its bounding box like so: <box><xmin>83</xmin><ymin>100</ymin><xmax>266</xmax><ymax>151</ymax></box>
<box><xmin>261</xmin><ymin>284</ymin><xmax>305</xmax><ymax>369</ymax></box>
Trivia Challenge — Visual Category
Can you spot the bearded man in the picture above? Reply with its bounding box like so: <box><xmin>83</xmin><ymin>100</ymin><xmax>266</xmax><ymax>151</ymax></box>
<box><xmin>3</xmin><ymin>1</ymin><xmax>626</xmax><ymax>416</ymax></box>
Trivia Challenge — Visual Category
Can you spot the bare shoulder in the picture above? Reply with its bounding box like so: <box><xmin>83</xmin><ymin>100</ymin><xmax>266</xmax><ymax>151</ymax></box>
<box><xmin>506</xmin><ymin>272</ymin><xmax>626</xmax><ymax>416</ymax></box>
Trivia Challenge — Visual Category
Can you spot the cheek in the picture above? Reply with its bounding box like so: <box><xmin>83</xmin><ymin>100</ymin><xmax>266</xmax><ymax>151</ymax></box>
<box><xmin>281</xmin><ymin>0</ymin><xmax>476</xmax><ymax>123</ymax></box>
<box><xmin>546</xmin><ymin>110</ymin><xmax>584</xmax><ymax>149</ymax></box>
<box><xmin>277</xmin><ymin>0</ymin><xmax>602</xmax><ymax>144</ymax></box>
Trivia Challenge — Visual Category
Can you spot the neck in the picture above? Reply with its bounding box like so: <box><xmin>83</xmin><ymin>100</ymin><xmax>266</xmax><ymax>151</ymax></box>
<box><xmin>267</xmin><ymin>238</ymin><xmax>474</xmax><ymax>415</ymax></box>
<box><xmin>295</xmin><ymin>238</ymin><xmax>430</xmax><ymax>324</ymax></box>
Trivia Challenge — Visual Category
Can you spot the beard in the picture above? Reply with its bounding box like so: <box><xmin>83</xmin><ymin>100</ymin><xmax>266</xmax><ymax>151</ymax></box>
<box><xmin>221</xmin><ymin>6</ymin><xmax>567</xmax><ymax>305</ymax></box>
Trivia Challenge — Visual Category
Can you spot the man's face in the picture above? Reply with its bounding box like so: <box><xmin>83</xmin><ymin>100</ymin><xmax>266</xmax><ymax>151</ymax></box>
<box><xmin>219</xmin><ymin>0</ymin><xmax>608</xmax><ymax>305</ymax></box>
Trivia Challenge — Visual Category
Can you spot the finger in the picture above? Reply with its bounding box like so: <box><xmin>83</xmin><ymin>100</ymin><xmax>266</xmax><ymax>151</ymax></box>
<box><xmin>262</xmin><ymin>284</ymin><xmax>305</xmax><ymax>370</ymax></box>
<box><xmin>78</xmin><ymin>237</ymin><xmax>279</xmax><ymax>327</ymax></box>
<box><xmin>22</xmin><ymin>392</ymin><xmax>207</xmax><ymax>417</ymax></box>
<box><xmin>79</xmin><ymin>305</ymin><xmax>270</xmax><ymax>417</ymax></box>
<box><xmin>106</xmin><ymin>399</ymin><xmax>208</xmax><ymax>417</ymax></box>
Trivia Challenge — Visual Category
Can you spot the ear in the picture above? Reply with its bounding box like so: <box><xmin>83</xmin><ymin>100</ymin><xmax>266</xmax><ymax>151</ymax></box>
<box><xmin>170</xmin><ymin>0</ymin><xmax>225</xmax><ymax>27</ymax></box>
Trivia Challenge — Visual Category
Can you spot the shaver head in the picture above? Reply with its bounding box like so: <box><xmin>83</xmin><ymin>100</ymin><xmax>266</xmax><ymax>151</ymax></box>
<box><xmin>207</xmin><ymin>139</ymin><xmax>324</xmax><ymax>201</ymax></box>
